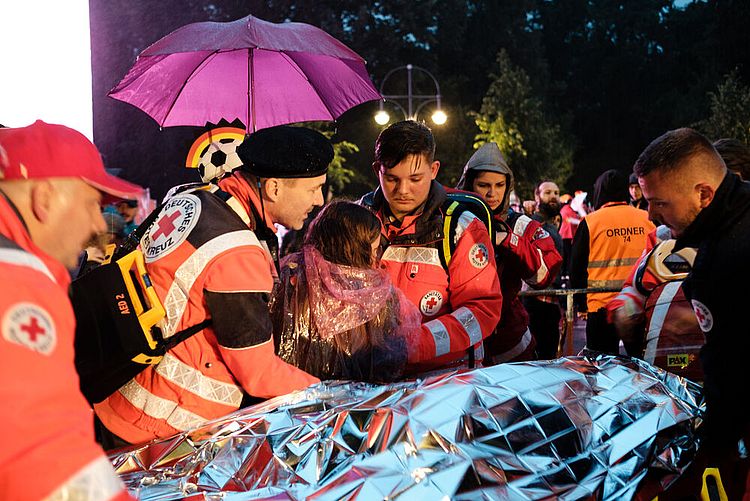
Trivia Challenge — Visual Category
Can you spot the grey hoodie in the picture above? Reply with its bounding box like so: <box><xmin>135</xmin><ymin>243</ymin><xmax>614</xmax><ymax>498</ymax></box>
<box><xmin>455</xmin><ymin>142</ymin><xmax>514</xmax><ymax>213</ymax></box>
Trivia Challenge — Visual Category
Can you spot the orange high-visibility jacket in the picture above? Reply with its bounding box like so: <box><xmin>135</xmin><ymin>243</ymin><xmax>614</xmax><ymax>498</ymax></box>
<box><xmin>95</xmin><ymin>174</ymin><xmax>317</xmax><ymax>444</ymax></box>
<box><xmin>581</xmin><ymin>202</ymin><xmax>654</xmax><ymax>311</ymax></box>
<box><xmin>0</xmin><ymin>195</ymin><xmax>130</xmax><ymax>501</ymax></box>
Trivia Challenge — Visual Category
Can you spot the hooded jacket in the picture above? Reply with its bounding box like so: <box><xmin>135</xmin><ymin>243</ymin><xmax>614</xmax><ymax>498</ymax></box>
<box><xmin>457</xmin><ymin>143</ymin><xmax>562</xmax><ymax>362</ymax></box>
<box><xmin>456</xmin><ymin>142</ymin><xmax>514</xmax><ymax>214</ymax></box>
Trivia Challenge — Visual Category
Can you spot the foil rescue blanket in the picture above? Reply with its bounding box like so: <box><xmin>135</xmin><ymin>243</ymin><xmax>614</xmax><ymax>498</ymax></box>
<box><xmin>110</xmin><ymin>355</ymin><xmax>702</xmax><ymax>500</ymax></box>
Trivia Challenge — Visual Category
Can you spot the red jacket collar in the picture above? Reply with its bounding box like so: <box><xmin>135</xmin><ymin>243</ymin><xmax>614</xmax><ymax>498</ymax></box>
<box><xmin>218</xmin><ymin>172</ymin><xmax>277</xmax><ymax>234</ymax></box>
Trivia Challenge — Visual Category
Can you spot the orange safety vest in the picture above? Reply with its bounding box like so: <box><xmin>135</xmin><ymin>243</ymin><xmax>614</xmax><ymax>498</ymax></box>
<box><xmin>95</xmin><ymin>175</ymin><xmax>317</xmax><ymax>444</ymax></box>
<box><xmin>0</xmin><ymin>196</ymin><xmax>129</xmax><ymax>501</ymax></box>
<box><xmin>584</xmin><ymin>203</ymin><xmax>654</xmax><ymax>311</ymax></box>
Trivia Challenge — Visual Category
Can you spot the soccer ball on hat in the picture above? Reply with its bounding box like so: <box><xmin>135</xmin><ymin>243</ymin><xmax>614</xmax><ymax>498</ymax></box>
<box><xmin>186</xmin><ymin>127</ymin><xmax>246</xmax><ymax>182</ymax></box>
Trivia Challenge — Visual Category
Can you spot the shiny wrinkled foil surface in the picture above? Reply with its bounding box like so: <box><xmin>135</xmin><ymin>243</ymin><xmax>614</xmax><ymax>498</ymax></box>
<box><xmin>110</xmin><ymin>355</ymin><xmax>703</xmax><ymax>500</ymax></box>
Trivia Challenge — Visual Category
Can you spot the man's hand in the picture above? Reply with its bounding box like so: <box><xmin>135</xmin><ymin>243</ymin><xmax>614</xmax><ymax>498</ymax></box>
<box><xmin>522</xmin><ymin>200</ymin><xmax>536</xmax><ymax>216</ymax></box>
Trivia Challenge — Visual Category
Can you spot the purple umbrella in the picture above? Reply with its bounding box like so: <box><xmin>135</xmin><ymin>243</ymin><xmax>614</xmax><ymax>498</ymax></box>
<box><xmin>109</xmin><ymin>14</ymin><xmax>381</xmax><ymax>132</ymax></box>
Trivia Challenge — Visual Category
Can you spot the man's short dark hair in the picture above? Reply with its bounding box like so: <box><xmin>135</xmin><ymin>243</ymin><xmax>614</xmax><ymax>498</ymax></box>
<box><xmin>374</xmin><ymin>120</ymin><xmax>435</xmax><ymax>170</ymax></box>
<box><xmin>713</xmin><ymin>138</ymin><xmax>750</xmax><ymax>180</ymax></box>
<box><xmin>633</xmin><ymin>128</ymin><xmax>719</xmax><ymax>177</ymax></box>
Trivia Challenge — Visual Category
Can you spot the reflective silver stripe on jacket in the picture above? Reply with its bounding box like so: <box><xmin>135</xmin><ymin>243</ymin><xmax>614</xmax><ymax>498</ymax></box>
<box><xmin>474</xmin><ymin>342</ymin><xmax>485</xmax><ymax>361</ymax></box>
<box><xmin>619</xmin><ymin>285</ymin><xmax>641</xmax><ymax>298</ymax></box>
<box><xmin>644</xmin><ymin>281</ymin><xmax>682</xmax><ymax>364</ymax></box>
<box><xmin>513</xmin><ymin>214</ymin><xmax>532</xmax><ymax>236</ymax></box>
<box><xmin>453</xmin><ymin>211</ymin><xmax>478</xmax><ymax>244</ymax></box>
<box><xmin>381</xmin><ymin>246</ymin><xmax>441</xmax><ymax>266</ymax></box>
<box><xmin>525</xmin><ymin>248</ymin><xmax>549</xmax><ymax>286</ymax></box>
<box><xmin>491</xmin><ymin>328</ymin><xmax>534</xmax><ymax>364</ymax></box>
<box><xmin>588</xmin><ymin>257</ymin><xmax>639</xmax><ymax>269</ymax></box>
<box><xmin>460</xmin><ymin>341</ymin><xmax>485</xmax><ymax>364</ymax></box>
<box><xmin>0</xmin><ymin>248</ymin><xmax>56</xmax><ymax>283</ymax></box>
<box><xmin>161</xmin><ymin>230</ymin><xmax>261</xmax><ymax>338</ymax></box>
<box><xmin>44</xmin><ymin>455</ymin><xmax>124</xmax><ymax>501</ymax></box>
<box><xmin>424</xmin><ymin>318</ymin><xmax>451</xmax><ymax>357</ymax></box>
<box><xmin>451</xmin><ymin>306</ymin><xmax>483</xmax><ymax>345</ymax></box>
<box><xmin>155</xmin><ymin>352</ymin><xmax>243</xmax><ymax>407</ymax></box>
<box><xmin>118</xmin><ymin>379</ymin><xmax>206</xmax><ymax>431</ymax></box>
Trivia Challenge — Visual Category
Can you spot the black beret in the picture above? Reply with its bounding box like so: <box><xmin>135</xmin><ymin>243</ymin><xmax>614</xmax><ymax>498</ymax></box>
<box><xmin>236</xmin><ymin>126</ymin><xmax>333</xmax><ymax>179</ymax></box>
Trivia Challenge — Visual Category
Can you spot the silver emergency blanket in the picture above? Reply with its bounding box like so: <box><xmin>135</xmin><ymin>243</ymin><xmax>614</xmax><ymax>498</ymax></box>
<box><xmin>111</xmin><ymin>355</ymin><xmax>703</xmax><ymax>500</ymax></box>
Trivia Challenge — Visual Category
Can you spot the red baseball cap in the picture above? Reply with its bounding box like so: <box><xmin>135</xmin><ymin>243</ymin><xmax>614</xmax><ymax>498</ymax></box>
<box><xmin>0</xmin><ymin>120</ymin><xmax>143</xmax><ymax>199</ymax></box>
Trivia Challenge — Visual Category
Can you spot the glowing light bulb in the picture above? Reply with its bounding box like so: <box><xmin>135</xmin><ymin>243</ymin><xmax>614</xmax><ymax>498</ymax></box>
<box><xmin>374</xmin><ymin>110</ymin><xmax>390</xmax><ymax>125</ymax></box>
<box><xmin>431</xmin><ymin>110</ymin><xmax>447</xmax><ymax>125</ymax></box>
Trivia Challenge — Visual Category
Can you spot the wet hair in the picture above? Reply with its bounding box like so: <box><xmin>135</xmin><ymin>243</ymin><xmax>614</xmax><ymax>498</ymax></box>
<box><xmin>305</xmin><ymin>200</ymin><xmax>381</xmax><ymax>268</ymax></box>
<box><xmin>373</xmin><ymin>120</ymin><xmax>435</xmax><ymax>170</ymax></box>
<box><xmin>713</xmin><ymin>138</ymin><xmax>750</xmax><ymax>180</ymax></box>
<box><xmin>634</xmin><ymin>128</ymin><xmax>723</xmax><ymax>177</ymax></box>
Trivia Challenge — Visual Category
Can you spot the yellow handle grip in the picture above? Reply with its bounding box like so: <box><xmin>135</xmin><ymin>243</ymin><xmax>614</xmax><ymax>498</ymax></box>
<box><xmin>116</xmin><ymin>251</ymin><xmax>166</xmax><ymax>351</ymax></box>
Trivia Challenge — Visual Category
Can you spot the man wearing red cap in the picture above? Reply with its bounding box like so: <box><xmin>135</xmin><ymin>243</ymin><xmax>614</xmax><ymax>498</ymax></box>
<box><xmin>0</xmin><ymin>120</ymin><xmax>142</xmax><ymax>500</ymax></box>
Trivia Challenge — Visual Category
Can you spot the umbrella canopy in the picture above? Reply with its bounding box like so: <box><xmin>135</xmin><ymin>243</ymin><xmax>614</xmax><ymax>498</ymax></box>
<box><xmin>109</xmin><ymin>15</ymin><xmax>381</xmax><ymax>132</ymax></box>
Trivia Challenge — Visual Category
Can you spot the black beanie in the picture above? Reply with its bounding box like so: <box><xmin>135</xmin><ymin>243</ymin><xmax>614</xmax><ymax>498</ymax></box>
<box><xmin>237</xmin><ymin>126</ymin><xmax>333</xmax><ymax>178</ymax></box>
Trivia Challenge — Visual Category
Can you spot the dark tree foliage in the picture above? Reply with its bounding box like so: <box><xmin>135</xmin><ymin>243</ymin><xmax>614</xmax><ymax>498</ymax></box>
<box><xmin>91</xmin><ymin>0</ymin><xmax>750</xmax><ymax>201</ymax></box>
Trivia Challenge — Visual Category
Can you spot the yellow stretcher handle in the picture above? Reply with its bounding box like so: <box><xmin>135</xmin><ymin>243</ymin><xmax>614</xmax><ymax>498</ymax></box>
<box><xmin>651</xmin><ymin>467</ymin><xmax>728</xmax><ymax>501</ymax></box>
<box><xmin>701</xmin><ymin>467</ymin><xmax>727</xmax><ymax>501</ymax></box>
<box><xmin>116</xmin><ymin>251</ymin><xmax>166</xmax><ymax>353</ymax></box>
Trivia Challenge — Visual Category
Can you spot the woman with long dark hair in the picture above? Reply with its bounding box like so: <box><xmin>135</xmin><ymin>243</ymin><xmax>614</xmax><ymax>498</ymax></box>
<box><xmin>270</xmin><ymin>200</ymin><xmax>421</xmax><ymax>382</ymax></box>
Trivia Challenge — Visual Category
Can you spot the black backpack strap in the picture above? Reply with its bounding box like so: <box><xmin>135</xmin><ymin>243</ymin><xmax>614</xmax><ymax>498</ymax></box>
<box><xmin>162</xmin><ymin>318</ymin><xmax>213</xmax><ymax>352</ymax></box>
<box><xmin>440</xmin><ymin>192</ymin><xmax>494</xmax><ymax>268</ymax></box>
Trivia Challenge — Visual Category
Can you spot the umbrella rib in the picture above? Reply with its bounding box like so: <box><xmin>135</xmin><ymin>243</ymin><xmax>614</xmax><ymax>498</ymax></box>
<box><xmin>160</xmin><ymin>49</ymin><xmax>222</xmax><ymax>127</ymax></box>
<box><xmin>281</xmin><ymin>52</ymin><xmax>337</xmax><ymax>120</ymax></box>
<box><xmin>248</xmin><ymin>48</ymin><xmax>255</xmax><ymax>133</ymax></box>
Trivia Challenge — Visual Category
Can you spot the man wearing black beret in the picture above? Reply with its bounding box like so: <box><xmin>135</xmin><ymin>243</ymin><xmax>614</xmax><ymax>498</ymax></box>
<box><xmin>95</xmin><ymin>126</ymin><xmax>331</xmax><ymax>445</ymax></box>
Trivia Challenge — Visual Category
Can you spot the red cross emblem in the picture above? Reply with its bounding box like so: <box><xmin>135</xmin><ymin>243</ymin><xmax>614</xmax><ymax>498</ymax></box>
<box><xmin>152</xmin><ymin>210</ymin><xmax>182</xmax><ymax>240</ymax></box>
<box><xmin>691</xmin><ymin>299</ymin><xmax>713</xmax><ymax>333</ymax></box>
<box><xmin>694</xmin><ymin>308</ymin><xmax>705</xmax><ymax>324</ymax></box>
<box><xmin>420</xmin><ymin>291</ymin><xmax>443</xmax><ymax>316</ymax></box>
<box><xmin>474</xmin><ymin>246</ymin><xmax>487</xmax><ymax>262</ymax></box>
<box><xmin>20</xmin><ymin>316</ymin><xmax>45</xmax><ymax>342</ymax></box>
<box><xmin>469</xmin><ymin>243</ymin><xmax>489</xmax><ymax>268</ymax></box>
<box><xmin>3</xmin><ymin>303</ymin><xmax>56</xmax><ymax>355</ymax></box>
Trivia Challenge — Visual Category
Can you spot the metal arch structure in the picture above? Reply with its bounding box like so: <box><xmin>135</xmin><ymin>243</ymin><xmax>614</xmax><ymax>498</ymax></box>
<box><xmin>377</xmin><ymin>64</ymin><xmax>443</xmax><ymax>122</ymax></box>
